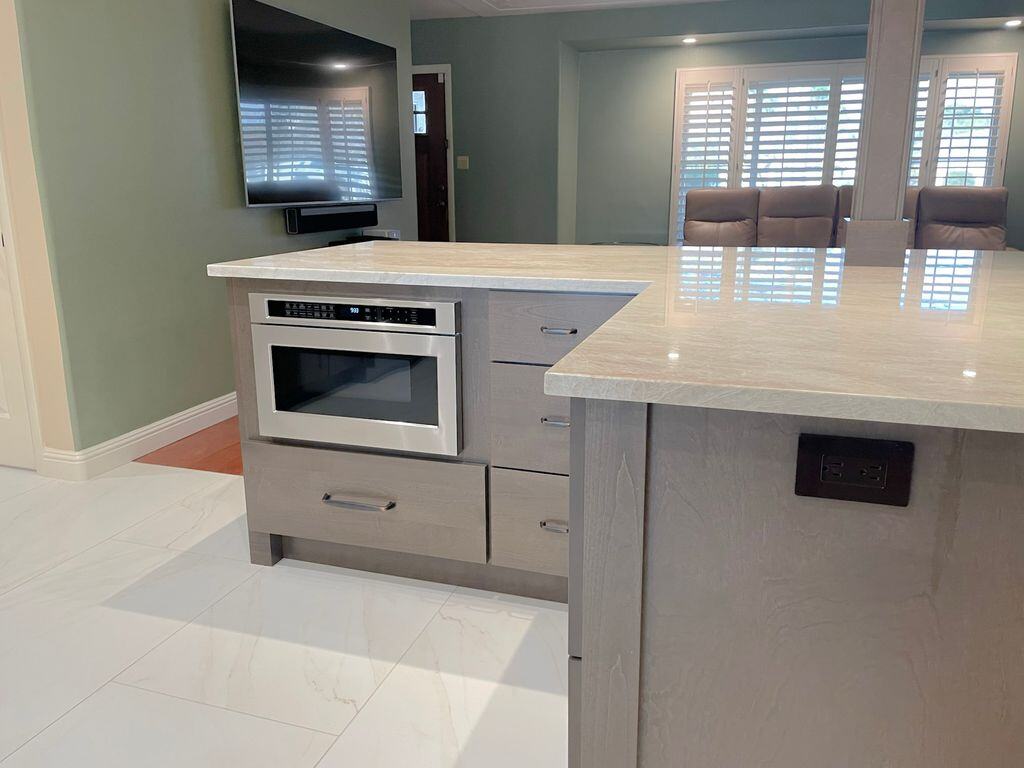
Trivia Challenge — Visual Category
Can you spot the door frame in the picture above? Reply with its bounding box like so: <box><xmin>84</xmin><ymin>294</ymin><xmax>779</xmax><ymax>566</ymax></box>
<box><xmin>412</xmin><ymin>64</ymin><xmax>456</xmax><ymax>242</ymax></box>
<box><xmin>0</xmin><ymin>126</ymin><xmax>41</xmax><ymax>469</ymax></box>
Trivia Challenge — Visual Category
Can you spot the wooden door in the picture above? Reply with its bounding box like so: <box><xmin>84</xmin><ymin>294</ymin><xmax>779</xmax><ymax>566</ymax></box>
<box><xmin>413</xmin><ymin>73</ymin><xmax>450</xmax><ymax>242</ymax></box>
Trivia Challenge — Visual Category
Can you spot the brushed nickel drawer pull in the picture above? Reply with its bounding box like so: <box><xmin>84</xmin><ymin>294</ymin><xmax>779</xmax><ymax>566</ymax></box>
<box><xmin>540</xmin><ymin>416</ymin><xmax>571</xmax><ymax>428</ymax></box>
<box><xmin>540</xmin><ymin>326</ymin><xmax>578</xmax><ymax>336</ymax></box>
<box><xmin>539</xmin><ymin>519</ymin><xmax>570</xmax><ymax>534</ymax></box>
<box><xmin>321</xmin><ymin>493</ymin><xmax>397</xmax><ymax>513</ymax></box>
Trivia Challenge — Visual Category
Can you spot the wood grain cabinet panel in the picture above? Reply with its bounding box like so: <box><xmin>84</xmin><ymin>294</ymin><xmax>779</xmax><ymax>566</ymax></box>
<box><xmin>488</xmin><ymin>291</ymin><xmax>631</xmax><ymax>366</ymax></box>
<box><xmin>490</xmin><ymin>468</ymin><xmax>570</xmax><ymax>577</ymax></box>
<box><xmin>490</xmin><ymin>362</ymin><xmax>571</xmax><ymax>475</ymax></box>
<box><xmin>243</xmin><ymin>440</ymin><xmax>486</xmax><ymax>563</ymax></box>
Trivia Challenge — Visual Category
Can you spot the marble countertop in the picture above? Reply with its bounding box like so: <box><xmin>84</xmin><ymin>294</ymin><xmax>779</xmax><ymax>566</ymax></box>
<box><xmin>209</xmin><ymin>241</ymin><xmax>1024</xmax><ymax>433</ymax></box>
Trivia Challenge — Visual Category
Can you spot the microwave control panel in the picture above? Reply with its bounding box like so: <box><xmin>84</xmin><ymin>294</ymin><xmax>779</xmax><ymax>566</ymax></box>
<box><xmin>267</xmin><ymin>300</ymin><xmax>437</xmax><ymax>327</ymax></box>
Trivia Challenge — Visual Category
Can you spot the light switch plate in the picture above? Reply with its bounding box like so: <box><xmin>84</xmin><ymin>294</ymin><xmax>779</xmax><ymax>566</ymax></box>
<box><xmin>456</xmin><ymin>155</ymin><xmax>470</xmax><ymax>170</ymax></box>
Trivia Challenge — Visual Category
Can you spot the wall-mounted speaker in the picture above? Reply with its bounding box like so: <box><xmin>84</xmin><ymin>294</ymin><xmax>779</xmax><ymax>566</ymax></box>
<box><xmin>284</xmin><ymin>204</ymin><xmax>378</xmax><ymax>235</ymax></box>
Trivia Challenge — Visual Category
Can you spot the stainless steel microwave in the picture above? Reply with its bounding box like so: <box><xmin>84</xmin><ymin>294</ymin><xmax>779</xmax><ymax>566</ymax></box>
<box><xmin>249</xmin><ymin>294</ymin><xmax>461</xmax><ymax>456</ymax></box>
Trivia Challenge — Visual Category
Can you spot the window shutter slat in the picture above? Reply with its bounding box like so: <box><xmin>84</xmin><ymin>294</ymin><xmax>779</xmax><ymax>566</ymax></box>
<box><xmin>676</xmin><ymin>79</ymin><xmax>736</xmax><ymax>242</ymax></box>
<box><xmin>742</xmin><ymin>77</ymin><xmax>832</xmax><ymax>187</ymax></box>
<box><xmin>933</xmin><ymin>70</ymin><xmax>1006</xmax><ymax>187</ymax></box>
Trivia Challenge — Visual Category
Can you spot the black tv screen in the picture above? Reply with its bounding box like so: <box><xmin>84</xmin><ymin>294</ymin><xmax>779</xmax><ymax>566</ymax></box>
<box><xmin>229</xmin><ymin>0</ymin><xmax>403</xmax><ymax>207</ymax></box>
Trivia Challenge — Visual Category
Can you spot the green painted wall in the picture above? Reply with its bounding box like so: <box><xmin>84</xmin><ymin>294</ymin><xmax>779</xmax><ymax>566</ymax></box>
<box><xmin>412</xmin><ymin>0</ymin><xmax>1023</xmax><ymax>244</ymax></box>
<box><xmin>15</xmin><ymin>0</ymin><xmax>416</xmax><ymax>449</ymax></box>
<box><xmin>574</xmin><ymin>28</ymin><xmax>1024</xmax><ymax>247</ymax></box>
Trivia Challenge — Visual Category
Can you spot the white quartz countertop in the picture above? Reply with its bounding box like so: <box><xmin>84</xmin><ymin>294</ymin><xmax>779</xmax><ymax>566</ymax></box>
<box><xmin>209</xmin><ymin>241</ymin><xmax>1024</xmax><ymax>433</ymax></box>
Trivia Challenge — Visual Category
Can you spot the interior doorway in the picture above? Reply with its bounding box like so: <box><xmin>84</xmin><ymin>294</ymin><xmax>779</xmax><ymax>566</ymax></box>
<box><xmin>0</xmin><ymin>142</ymin><xmax>37</xmax><ymax>469</ymax></box>
<box><xmin>412</xmin><ymin>66</ymin><xmax>455</xmax><ymax>242</ymax></box>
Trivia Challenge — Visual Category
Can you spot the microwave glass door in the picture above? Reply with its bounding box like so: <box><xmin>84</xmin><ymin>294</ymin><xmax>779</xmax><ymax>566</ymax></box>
<box><xmin>270</xmin><ymin>347</ymin><xmax>439</xmax><ymax>425</ymax></box>
<box><xmin>251</xmin><ymin>323</ymin><xmax>459</xmax><ymax>456</ymax></box>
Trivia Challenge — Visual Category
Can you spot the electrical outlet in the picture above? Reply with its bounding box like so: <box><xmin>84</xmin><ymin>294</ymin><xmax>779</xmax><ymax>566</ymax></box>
<box><xmin>795</xmin><ymin>434</ymin><xmax>914</xmax><ymax>507</ymax></box>
<box><xmin>819</xmin><ymin>455</ymin><xmax>887</xmax><ymax>488</ymax></box>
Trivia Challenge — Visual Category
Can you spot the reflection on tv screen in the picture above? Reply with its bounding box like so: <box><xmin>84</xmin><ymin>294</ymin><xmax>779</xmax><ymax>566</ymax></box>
<box><xmin>231</xmin><ymin>0</ymin><xmax>403</xmax><ymax>206</ymax></box>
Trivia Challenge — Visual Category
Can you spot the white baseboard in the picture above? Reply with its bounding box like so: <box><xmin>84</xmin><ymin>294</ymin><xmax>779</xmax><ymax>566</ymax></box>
<box><xmin>37</xmin><ymin>392</ymin><xmax>238</xmax><ymax>481</ymax></box>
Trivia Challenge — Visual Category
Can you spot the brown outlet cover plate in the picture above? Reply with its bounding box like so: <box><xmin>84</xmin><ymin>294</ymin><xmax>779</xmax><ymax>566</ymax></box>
<box><xmin>795</xmin><ymin>433</ymin><xmax>915</xmax><ymax>507</ymax></box>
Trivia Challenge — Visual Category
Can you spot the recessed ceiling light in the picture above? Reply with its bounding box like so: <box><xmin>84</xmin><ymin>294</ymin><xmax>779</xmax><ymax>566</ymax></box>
<box><xmin>331</xmin><ymin>62</ymin><xmax>350</xmax><ymax>69</ymax></box>
<box><xmin>1005</xmin><ymin>18</ymin><xmax>1022</xmax><ymax>28</ymax></box>
<box><xmin>682</xmin><ymin>36</ymin><xmax>698</xmax><ymax>45</ymax></box>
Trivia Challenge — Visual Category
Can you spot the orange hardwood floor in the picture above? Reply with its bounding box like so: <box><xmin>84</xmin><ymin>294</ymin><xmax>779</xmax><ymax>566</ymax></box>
<box><xmin>137</xmin><ymin>417</ymin><xmax>243</xmax><ymax>475</ymax></box>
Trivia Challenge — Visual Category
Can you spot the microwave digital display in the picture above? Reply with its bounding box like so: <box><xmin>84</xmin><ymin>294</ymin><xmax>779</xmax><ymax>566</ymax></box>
<box><xmin>267</xmin><ymin>300</ymin><xmax>437</xmax><ymax>326</ymax></box>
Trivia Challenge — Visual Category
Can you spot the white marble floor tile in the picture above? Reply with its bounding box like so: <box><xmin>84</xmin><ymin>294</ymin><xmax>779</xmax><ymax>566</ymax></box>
<box><xmin>0</xmin><ymin>467</ymin><xmax>52</xmax><ymax>504</ymax></box>
<box><xmin>1</xmin><ymin>683</ymin><xmax>333</xmax><ymax>768</ymax></box>
<box><xmin>0</xmin><ymin>462</ymin><xmax>224</xmax><ymax>595</ymax></box>
<box><xmin>117</xmin><ymin>560</ymin><xmax>453</xmax><ymax>734</ymax></box>
<box><xmin>116</xmin><ymin>474</ymin><xmax>250</xmax><ymax>561</ymax></box>
<box><xmin>317</xmin><ymin>587</ymin><xmax>569</xmax><ymax>768</ymax></box>
<box><xmin>0</xmin><ymin>539</ymin><xmax>255</xmax><ymax>760</ymax></box>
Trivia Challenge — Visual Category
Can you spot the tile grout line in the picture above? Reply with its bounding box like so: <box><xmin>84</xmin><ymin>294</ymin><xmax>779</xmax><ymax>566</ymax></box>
<box><xmin>0</xmin><ymin>567</ymin><xmax>261</xmax><ymax>765</ymax></box>
<box><xmin>0</xmin><ymin>475</ymin><xmax>59</xmax><ymax>507</ymax></box>
<box><xmin>110</xmin><ymin>680</ymin><xmax>338</xmax><ymax>737</ymax></box>
<box><xmin>310</xmin><ymin>585</ymin><xmax>461</xmax><ymax>767</ymax></box>
<box><xmin>0</xmin><ymin>467</ymin><xmax>229</xmax><ymax>599</ymax></box>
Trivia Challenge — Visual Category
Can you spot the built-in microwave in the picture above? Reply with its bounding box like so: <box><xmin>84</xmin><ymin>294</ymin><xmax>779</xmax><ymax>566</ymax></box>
<box><xmin>249</xmin><ymin>294</ymin><xmax>461</xmax><ymax>456</ymax></box>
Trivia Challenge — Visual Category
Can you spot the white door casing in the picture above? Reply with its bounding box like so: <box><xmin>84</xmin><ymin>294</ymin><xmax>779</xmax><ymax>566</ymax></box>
<box><xmin>0</xmin><ymin>141</ymin><xmax>36</xmax><ymax>468</ymax></box>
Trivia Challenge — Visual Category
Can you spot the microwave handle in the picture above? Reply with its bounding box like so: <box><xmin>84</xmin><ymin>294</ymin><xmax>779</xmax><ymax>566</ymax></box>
<box><xmin>322</xmin><ymin>493</ymin><xmax>397</xmax><ymax>513</ymax></box>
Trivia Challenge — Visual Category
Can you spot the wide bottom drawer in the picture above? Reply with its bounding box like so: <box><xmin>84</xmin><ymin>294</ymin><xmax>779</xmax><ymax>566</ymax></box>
<box><xmin>490</xmin><ymin>468</ymin><xmax>569</xmax><ymax>577</ymax></box>
<box><xmin>243</xmin><ymin>441</ymin><xmax>487</xmax><ymax>563</ymax></box>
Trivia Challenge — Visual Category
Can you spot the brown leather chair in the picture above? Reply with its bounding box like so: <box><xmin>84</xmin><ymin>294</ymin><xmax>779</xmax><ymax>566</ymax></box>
<box><xmin>834</xmin><ymin>186</ymin><xmax>919</xmax><ymax>247</ymax></box>
<box><xmin>914</xmin><ymin>186</ymin><xmax>1008</xmax><ymax>250</ymax></box>
<box><xmin>756</xmin><ymin>185</ymin><xmax>838</xmax><ymax>248</ymax></box>
<box><xmin>682</xmin><ymin>188</ymin><xmax>759</xmax><ymax>246</ymax></box>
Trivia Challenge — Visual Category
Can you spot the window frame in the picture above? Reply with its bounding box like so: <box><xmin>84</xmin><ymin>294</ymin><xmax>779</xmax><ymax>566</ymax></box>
<box><xmin>669</xmin><ymin>53</ymin><xmax>1017</xmax><ymax>244</ymax></box>
<box><xmin>914</xmin><ymin>53</ymin><xmax>1017</xmax><ymax>188</ymax></box>
<box><xmin>668</xmin><ymin>66</ymin><xmax>744</xmax><ymax>243</ymax></box>
<box><xmin>670</xmin><ymin>59</ymin><xmax>865</xmax><ymax>243</ymax></box>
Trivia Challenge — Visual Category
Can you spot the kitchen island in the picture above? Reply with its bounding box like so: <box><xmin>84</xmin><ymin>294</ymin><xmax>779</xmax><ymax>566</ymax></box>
<box><xmin>210</xmin><ymin>242</ymin><xmax>1024</xmax><ymax>768</ymax></box>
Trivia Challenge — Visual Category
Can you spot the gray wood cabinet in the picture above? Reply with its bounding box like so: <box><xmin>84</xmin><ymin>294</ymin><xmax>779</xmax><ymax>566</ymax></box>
<box><xmin>489</xmin><ymin>290</ymin><xmax>630</xmax><ymax>365</ymax></box>
<box><xmin>226</xmin><ymin>279</ymin><xmax>625</xmax><ymax>599</ymax></box>
<box><xmin>490</xmin><ymin>362</ymin><xmax>571</xmax><ymax>475</ymax></box>
<box><xmin>570</xmin><ymin>401</ymin><xmax>1024</xmax><ymax>768</ymax></box>
<box><xmin>243</xmin><ymin>440</ymin><xmax>487</xmax><ymax>563</ymax></box>
<box><xmin>489</xmin><ymin>468</ymin><xmax>570</xmax><ymax>577</ymax></box>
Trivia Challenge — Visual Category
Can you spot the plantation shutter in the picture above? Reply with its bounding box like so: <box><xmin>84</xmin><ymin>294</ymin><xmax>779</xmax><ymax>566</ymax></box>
<box><xmin>266</xmin><ymin>103</ymin><xmax>325</xmax><ymax>181</ymax></box>
<box><xmin>672</xmin><ymin>69</ymin><xmax>739</xmax><ymax>242</ymax></box>
<box><xmin>906</xmin><ymin>74</ymin><xmax>932</xmax><ymax>187</ymax></box>
<box><xmin>327</xmin><ymin>88</ymin><xmax>375</xmax><ymax>200</ymax></box>
<box><xmin>239</xmin><ymin>101</ymin><xmax>271</xmax><ymax>182</ymax></box>
<box><xmin>832</xmin><ymin>75</ymin><xmax>865</xmax><ymax>185</ymax></box>
<box><xmin>742</xmin><ymin>73</ymin><xmax>832</xmax><ymax>187</ymax></box>
<box><xmin>932</xmin><ymin>60</ymin><xmax>1013</xmax><ymax>187</ymax></box>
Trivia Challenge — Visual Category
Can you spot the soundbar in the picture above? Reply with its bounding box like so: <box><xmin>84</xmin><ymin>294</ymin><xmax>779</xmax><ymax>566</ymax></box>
<box><xmin>284</xmin><ymin>204</ymin><xmax>378</xmax><ymax>235</ymax></box>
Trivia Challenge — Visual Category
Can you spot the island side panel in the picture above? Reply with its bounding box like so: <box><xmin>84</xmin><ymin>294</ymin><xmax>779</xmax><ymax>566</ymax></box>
<box><xmin>639</xmin><ymin>406</ymin><xmax>1024</xmax><ymax>767</ymax></box>
<box><xmin>227</xmin><ymin>278</ymin><xmax>281</xmax><ymax>565</ymax></box>
<box><xmin>578</xmin><ymin>399</ymin><xmax>648</xmax><ymax>768</ymax></box>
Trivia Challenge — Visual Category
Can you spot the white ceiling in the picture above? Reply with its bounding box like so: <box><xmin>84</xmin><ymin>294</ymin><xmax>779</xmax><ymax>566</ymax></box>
<box><xmin>410</xmin><ymin>0</ymin><xmax>725</xmax><ymax>21</ymax></box>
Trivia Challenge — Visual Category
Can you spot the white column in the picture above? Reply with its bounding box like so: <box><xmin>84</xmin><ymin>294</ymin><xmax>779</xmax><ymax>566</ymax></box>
<box><xmin>846</xmin><ymin>0</ymin><xmax>926</xmax><ymax>260</ymax></box>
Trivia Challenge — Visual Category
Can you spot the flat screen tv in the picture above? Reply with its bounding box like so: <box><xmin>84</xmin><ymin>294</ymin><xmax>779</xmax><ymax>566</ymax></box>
<box><xmin>229</xmin><ymin>0</ymin><xmax>403</xmax><ymax>207</ymax></box>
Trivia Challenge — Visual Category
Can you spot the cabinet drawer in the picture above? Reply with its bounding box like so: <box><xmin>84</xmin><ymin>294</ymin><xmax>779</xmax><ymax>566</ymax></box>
<box><xmin>489</xmin><ymin>291</ymin><xmax>630</xmax><ymax>365</ymax></box>
<box><xmin>491</xmin><ymin>363</ymin><xmax>571</xmax><ymax>475</ymax></box>
<box><xmin>243</xmin><ymin>441</ymin><xmax>486</xmax><ymax>563</ymax></box>
<box><xmin>490</xmin><ymin>468</ymin><xmax>569</xmax><ymax>577</ymax></box>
